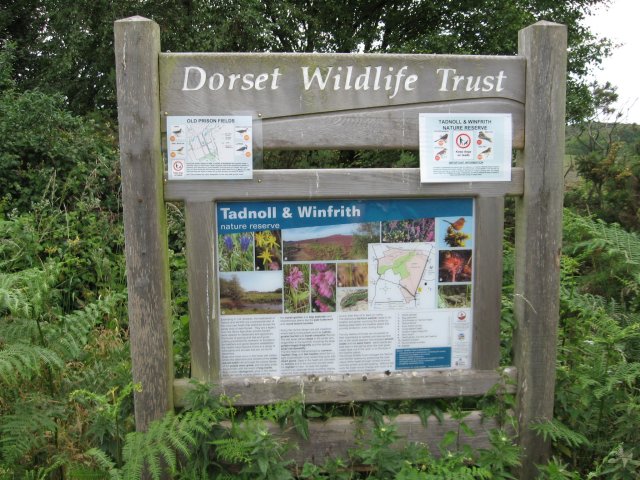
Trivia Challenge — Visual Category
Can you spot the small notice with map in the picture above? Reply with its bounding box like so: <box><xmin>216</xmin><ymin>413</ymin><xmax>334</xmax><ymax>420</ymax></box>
<box><xmin>166</xmin><ymin>115</ymin><xmax>253</xmax><ymax>180</ymax></box>
<box><xmin>419</xmin><ymin>113</ymin><xmax>512</xmax><ymax>183</ymax></box>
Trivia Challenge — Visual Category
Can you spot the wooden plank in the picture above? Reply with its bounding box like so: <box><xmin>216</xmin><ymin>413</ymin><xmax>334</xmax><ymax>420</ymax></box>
<box><xmin>271</xmin><ymin>412</ymin><xmax>509</xmax><ymax>466</ymax></box>
<box><xmin>472</xmin><ymin>196</ymin><xmax>505</xmax><ymax>370</ymax></box>
<box><xmin>260</xmin><ymin>99</ymin><xmax>524</xmax><ymax>150</ymax></box>
<box><xmin>185</xmin><ymin>202</ymin><xmax>219</xmax><ymax>382</ymax></box>
<box><xmin>174</xmin><ymin>367</ymin><xmax>516</xmax><ymax>407</ymax></box>
<box><xmin>514</xmin><ymin>21</ymin><xmax>567</xmax><ymax>479</ymax></box>
<box><xmin>114</xmin><ymin>16</ymin><xmax>174</xmax><ymax>430</ymax></box>
<box><xmin>159</xmin><ymin>53</ymin><xmax>525</xmax><ymax>119</ymax></box>
<box><xmin>165</xmin><ymin>167</ymin><xmax>524</xmax><ymax>202</ymax></box>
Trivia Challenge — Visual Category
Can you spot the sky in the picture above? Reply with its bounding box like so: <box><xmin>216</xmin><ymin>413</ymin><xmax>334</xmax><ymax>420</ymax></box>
<box><xmin>220</xmin><ymin>271</ymin><xmax>282</xmax><ymax>292</ymax></box>
<box><xmin>584</xmin><ymin>0</ymin><xmax>640</xmax><ymax>124</ymax></box>
<box><xmin>282</xmin><ymin>224</ymin><xmax>361</xmax><ymax>242</ymax></box>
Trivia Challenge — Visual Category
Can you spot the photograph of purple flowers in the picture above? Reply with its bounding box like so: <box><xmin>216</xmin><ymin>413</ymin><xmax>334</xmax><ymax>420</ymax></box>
<box><xmin>218</xmin><ymin>233</ymin><xmax>254</xmax><ymax>271</ymax></box>
<box><xmin>283</xmin><ymin>264</ymin><xmax>310</xmax><ymax>313</ymax></box>
<box><xmin>381</xmin><ymin>218</ymin><xmax>435</xmax><ymax>243</ymax></box>
<box><xmin>311</xmin><ymin>263</ymin><xmax>337</xmax><ymax>313</ymax></box>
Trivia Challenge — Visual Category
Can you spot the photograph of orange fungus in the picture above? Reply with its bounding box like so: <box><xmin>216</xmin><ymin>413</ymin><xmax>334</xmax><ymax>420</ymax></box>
<box><xmin>438</xmin><ymin>250</ymin><xmax>472</xmax><ymax>283</ymax></box>
<box><xmin>254</xmin><ymin>229</ymin><xmax>282</xmax><ymax>271</ymax></box>
<box><xmin>218</xmin><ymin>233</ymin><xmax>254</xmax><ymax>272</ymax></box>
<box><xmin>440</xmin><ymin>216</ymin><xmax>472</xmax><ymax>247</ymax></box>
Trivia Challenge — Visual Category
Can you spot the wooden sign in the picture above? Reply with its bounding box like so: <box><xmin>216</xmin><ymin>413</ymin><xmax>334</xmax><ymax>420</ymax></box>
<box><xmin>116</xmin><ymin>17</ymin><xmax>567</xmax><ymax>478</ymax></box>
<box><xmin>160</xmin><ymin>53</ymin><xmax>525</xmax><ymax>149</ymax></box>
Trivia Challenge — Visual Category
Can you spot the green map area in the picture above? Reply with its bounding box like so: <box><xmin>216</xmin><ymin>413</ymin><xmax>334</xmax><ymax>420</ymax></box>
<box><xmin>377</xmin><ymin>251</ymin><xmax>416</xmax><ymax>279</ymax></box>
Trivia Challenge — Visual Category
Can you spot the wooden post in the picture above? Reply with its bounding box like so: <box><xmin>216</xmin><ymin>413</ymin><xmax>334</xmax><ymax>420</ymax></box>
<box><xmin>514</xmin><ymin>21</ymin><xmax>566</xmax><ymax>477</ymax></box>
<box><xmin>115</xmin><ymin>17</ymin><xmax>174</xmax><ymax>430</ymax></box>
<box><xmin>472</xmin><ymin>195</ymin><xmax>505</xmax><ymax>370</ymax></box>
<box><xmin>185</xmin><ymin>202</ymin><xmax>219</xmax><ymax>382</ymax></box>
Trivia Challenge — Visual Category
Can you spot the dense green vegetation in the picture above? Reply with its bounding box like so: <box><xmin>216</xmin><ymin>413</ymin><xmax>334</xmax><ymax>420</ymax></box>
<box><xmin>2</xmin><ymin>1</ymin><xmax>640</xmax><ymax>478</ymax></box>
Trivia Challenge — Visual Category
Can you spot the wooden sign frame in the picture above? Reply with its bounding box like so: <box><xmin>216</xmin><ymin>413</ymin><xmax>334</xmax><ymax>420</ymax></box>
<box><xmin>115</xmin><ymin>17</ymin><xmax>566</xmax><ymax>478</ymax></box>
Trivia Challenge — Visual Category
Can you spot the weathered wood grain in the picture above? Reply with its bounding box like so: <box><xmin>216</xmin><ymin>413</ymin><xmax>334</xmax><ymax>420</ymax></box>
<box><xmin>164</xmin><ymin>167</ymin><xmax>524</xmax><ymax>202</ymax></box>
<box><xmin>159</xmin><ymin>53</ymin><xmax>525</xmax><ymax>117</ymax></box>
<box><xmin>185</xmin><ymin>202</ymin><xmax>219</xmax><ymax>382</ymax></box>
<box><xmin>226</xmin><ymin>412</ymin><xmax>510</xmax><ymax>466</ymax></box>
<box><xmin>114</xmin><ymin>16</ymin><xmax>174</xmax><ymax>430</ymax></box>
<box><xmin>514</xmin><ymin>21</ymin><xmax>567</xmax><ymax>479</ymax></box>
<box><xmin>259</xmin><ymin>99</ymin><xmax>523</xmax><ymax>150</ymax></box>
<box><xmin>174</xmin><ymin>367</ymin><xmax>516</xmax><ymax>407</ymax></box>
<box><xmin>472</xmin><ymin>196</ymin><xmax>505</xmax><ymax>370</ymax></box>
<box><xmin>159</xmin><ymin>53</ymin><xmax>524</xmax><ymax>150</ymax></box>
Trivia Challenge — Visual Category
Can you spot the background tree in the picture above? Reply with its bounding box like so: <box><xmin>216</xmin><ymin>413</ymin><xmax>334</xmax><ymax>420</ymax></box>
<box><xmin>1</xmin><ymin>0</ymin><xmax>613</xmax><ymax>123</ymax></box>
<box><xmin>565</xmin><ymin>81</ymin><xmax>640</xmax><ymax>230</ymax></box>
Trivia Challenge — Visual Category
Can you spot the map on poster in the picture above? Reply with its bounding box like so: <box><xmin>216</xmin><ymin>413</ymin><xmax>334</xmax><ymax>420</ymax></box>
<box><xmin>419</xmin><ymin>113</ymin><xmax>512</xmax><ymax>183</ymax></box>
<box><xmin>166</xmin><ymin>115</ymin><xmax>253</xmax><ymax>180</ymax></box>
<box><xmin>215</xmin><ymin>198</ymin><xmax>474</xmax><ymax>378</ymax></box>
<box><xmin>369</xmin><ymin>243</ymin><xmax>436</xmax><ymax>310</ymax></box>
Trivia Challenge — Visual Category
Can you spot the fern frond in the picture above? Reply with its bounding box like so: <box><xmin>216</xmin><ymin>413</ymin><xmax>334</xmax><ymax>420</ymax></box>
<box><xmin>530</xmin><ymin>418</ymin><xmax>589</xmax><ymax>449</ymax></box>
<box><xmin>0</xmin><ymin>402</ymin><xmax>60</xmax><ymax>463</ymax></box>
<box><xmin>47</xmin><ymin>293</ymin><xmax>126</xmax><ymax>361</ymax></box>
<box><xmin>120</xmin><ymin>409</ymin><xmax>221</xmax><ymax>479</ymax></box>
<box><xmin>210</xmin><ymin>437</ymin><xmax>251</xmax><ymax>464</ymax></box>
<box><xmin>83</xmin><ymin>448</ymin><xmax>123</xmax><ymax>480</ymax></box>
<box><xmin>564</xmin><ymin>209</ymin><xmax>640</xmax><ymax>266</ymax></box>
<box><xmin>0</xmin><ymin>265</ymin><xmax>59</xmax><ymax>318</ymax></box>
<box><xmin>20</xmin><ymin>469</ymin><xmax>48</xmax><ymax>480</ymax></box>
<box><xmin>0</xmin><ymin>315</ymin><xmax>40</xmax><ymax>343</ymax></box>
<box><xmin>593</xmin><ymin>362</ymin><xmax>640</xmax><ymax>399</ymax></box>
<box><xmin>121</xmin><ymin>432</ymin><xmax>146</xmax><ymax>479</ymax></box>
<box><xmin>0</xmin><ymin>342</ymin><xmax>64</xmax><ymax>385</ymax></box>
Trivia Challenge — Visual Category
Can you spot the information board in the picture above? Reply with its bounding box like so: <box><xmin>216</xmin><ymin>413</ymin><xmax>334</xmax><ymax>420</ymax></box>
<box><xmin>419</xmin><ymin>113</ymin><xmax>512</xmax><ymax>183</ymax></box>
<box><xmin>216</xmin><ymin>198</ymin><xmax>474</xmax><ymax>377</ymax></box>
<box><xmin>167</xmin><ymin>115</ymin><xmax>253</xmax><ymax>179</ymax></box>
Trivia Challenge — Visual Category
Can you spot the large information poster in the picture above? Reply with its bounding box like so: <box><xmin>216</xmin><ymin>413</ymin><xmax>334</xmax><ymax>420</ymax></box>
<box><xmin>216</xmin><ymin>199</ymin><xmax>474</xmax><ymax>378</ymax></box>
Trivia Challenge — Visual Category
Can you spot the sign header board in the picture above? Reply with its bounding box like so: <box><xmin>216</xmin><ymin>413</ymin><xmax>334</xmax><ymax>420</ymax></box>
<box><xmin>160</xmin><ymin>53</ymin><xmax>525</xmax><ymax>119</ymax></box>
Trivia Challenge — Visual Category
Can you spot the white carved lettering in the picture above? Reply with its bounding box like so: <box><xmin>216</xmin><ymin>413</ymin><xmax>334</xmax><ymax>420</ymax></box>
<box><xmin>182</xmin><ymin>66</ymin><xmax>206</xmax><ymax>91</ymax></box>
<box><xmin>437</xmin><ymin>68</ymin><xmax>508</xmax><ymax>93</ymax></box>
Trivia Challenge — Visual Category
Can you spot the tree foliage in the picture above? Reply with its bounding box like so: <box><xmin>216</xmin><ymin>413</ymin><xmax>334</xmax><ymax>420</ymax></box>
<box><xmin>1</xmin><ymin>0</ymin><xmax>613</xmax><ymax>122</ymax></box>
<box><xmin>2</xmin><ymin>1</ymin><xmax>639</xmax><ymax>478</ymax></box>
<box><xmin>565</xmin><ymin>82</ymin><xmax>640</xmax><ymax>231</ymax></box>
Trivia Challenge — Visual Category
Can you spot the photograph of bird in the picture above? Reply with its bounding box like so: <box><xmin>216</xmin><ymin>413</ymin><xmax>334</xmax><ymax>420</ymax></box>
<box><xmin>478</xmin><ymin>131</ymin><xmax>492</xmax><ymax>142</ymax></box>
<box><xmin>171</xmin><ymin>127</ymin><xmax>182</xmax><ymax>134</ymax></box>
<box><xmin>236</xmin><ymin>145</ymin><xmax>248</xmax><ymax>151</ymax></box>
<box><xmin>481</xmin><ymin>147</ymin><xmax>492</xmax><ymax>154</ymax></box>
<box><xmin>436</xmin><ymin>148</ymin><xmax>447</xmax><ymax>156</ymax></box>
<box><xmin>443</xmin><ymin>217</ymin><xmax>466</xmax><ymax>231</ymax></box>
<box><xmin>435</xmin><ymin>133</ymin><xmax>448</xmax><ymax>142</ymax></box>
<box><xmin>236</xmin><ymin>128</ymin><xmax>249</xmax><ymax>134</ymax></box>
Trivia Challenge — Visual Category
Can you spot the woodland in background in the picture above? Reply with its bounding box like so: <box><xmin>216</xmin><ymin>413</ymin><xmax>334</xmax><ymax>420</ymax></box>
<box><xmin>1</xmin><ymin>1</ymin><xmax>640</xmax><ymax>478</ymax></box>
